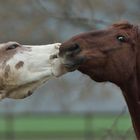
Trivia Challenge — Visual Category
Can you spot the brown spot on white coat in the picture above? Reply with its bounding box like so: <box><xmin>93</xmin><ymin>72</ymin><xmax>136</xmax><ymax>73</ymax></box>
<box><xmin>15</xmin><ymin>61</ymin><xmax>24</xmax><ymax>69</ymax></box>
<box><xmin>4</xmin><ymin>65</ymin><xmax>10</xmax><ymax>79</ymax></box>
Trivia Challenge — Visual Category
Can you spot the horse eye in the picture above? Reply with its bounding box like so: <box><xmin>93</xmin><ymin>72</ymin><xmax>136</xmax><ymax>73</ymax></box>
<box><xmin>117</xmin><ymin>36</ymin><xmax>126</xmax><ymax>42</ymax></box>
<box><xmin>6</xmin><ymin>44</ymin><xmax>19</xmax><ymax>50</ymax></box>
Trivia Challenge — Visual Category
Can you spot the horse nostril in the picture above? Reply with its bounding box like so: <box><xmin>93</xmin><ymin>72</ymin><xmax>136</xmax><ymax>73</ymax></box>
<box><xmin>67</xmin><ymin>43</ymin><xmax>80</xmax><ymax>52</ymax></box>
<box><xmin>65</xmin><ymin>43</ymin><xmax>81</xmax><ymax>56</ymax></box>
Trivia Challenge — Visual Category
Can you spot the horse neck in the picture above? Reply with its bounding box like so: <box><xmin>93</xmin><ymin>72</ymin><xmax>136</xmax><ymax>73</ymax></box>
<box><xmin>120</xmin><ymin>75</ymin><xmax>140</xmax><ymax>139</ymax></box>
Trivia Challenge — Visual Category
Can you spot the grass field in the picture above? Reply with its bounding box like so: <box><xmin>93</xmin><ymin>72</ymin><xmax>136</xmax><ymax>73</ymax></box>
<box><xmin>0</xmin><ymin>114</ymin><xmax>136</xmax><ymax>140</ymax></box>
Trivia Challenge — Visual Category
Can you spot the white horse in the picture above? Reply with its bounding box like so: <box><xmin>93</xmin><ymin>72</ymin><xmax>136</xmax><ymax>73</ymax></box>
<box><xmin>0</xmin><ymin>42</ymin><xmax>66</xmax><ymax>99</ymax></box>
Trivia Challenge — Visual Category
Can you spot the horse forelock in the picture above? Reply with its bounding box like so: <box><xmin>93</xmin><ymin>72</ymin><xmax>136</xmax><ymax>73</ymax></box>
<box><xmin>112</xmin><ymin>20</ymin><xmax>134</xmax><ymax>29</ymax></box>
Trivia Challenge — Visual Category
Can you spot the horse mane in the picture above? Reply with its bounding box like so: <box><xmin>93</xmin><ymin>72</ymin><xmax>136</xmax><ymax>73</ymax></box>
<box><xmin>112</xmin><ymin>21</ymin><xmax>134</xmax><ymax>29</ymax></box>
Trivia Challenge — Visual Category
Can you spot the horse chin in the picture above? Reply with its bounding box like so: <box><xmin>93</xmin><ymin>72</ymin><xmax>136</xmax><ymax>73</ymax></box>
<box><xmin>60</xmin><ymin>54</ymin><xmax>86</xmax><ymax>72</ymax></box>
<box><xmin>64</xmin><ymin>63</ymin><xmax>79</xmax><ymax>72</ymax></box>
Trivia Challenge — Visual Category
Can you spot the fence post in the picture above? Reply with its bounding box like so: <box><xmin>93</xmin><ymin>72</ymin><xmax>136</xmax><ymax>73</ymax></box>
<box><xmin>5</xmin><ymin>112</ymin><xmax>15</xmax><ymax>140</ymax></box>
<box><xmin>85</xmin><ymin>113</ymin><xmax>93</xmax><ymax>140</ymax></box>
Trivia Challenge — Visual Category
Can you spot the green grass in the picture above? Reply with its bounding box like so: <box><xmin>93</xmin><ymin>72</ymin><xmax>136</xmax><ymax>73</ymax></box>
<box><xmin>0</xmin><ymin>114</ymin><xmax>135</xmax><ymax>140</ymax></box>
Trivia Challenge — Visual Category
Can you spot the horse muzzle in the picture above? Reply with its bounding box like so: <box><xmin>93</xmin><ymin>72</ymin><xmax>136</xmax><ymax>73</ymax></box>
<box><xmin>59</xmin><ymin>43</ymin><xmax>86</xmax><ymax>71</ymax></box>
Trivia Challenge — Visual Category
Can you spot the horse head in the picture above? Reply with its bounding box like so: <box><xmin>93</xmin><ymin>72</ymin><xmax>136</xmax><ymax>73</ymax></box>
<box><xmin>60</xmin><ymin>21</ymin><xmax>140</xmax><ymax>86</ymax></box>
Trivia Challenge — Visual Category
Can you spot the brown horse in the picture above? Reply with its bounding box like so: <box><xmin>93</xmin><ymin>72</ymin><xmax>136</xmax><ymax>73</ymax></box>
<box><xmin>59</xmin><ymin>21</ymin><xmax>140</xmax><ymax>139</ymax></box>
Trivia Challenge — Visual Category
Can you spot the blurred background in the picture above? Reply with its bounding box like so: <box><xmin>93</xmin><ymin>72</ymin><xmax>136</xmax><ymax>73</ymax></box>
<box><xmin>0</xmin><ymin>0</ymin><xmax>139</xmax><ymax>139</ymax></box>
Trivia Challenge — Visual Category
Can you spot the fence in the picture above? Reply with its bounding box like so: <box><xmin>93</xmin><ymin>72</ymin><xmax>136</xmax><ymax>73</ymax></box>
<box><xmin>0</xmin><ymin>112</ymin><xmax>136</xmax><ymax>140</ymax></box>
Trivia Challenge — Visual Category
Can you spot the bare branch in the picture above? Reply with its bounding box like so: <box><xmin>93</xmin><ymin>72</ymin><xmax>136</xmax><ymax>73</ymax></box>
<box><xmin>37</xmin><ymin>0</ymin><xmax>110</xmax><ymax>27</ymax></box>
